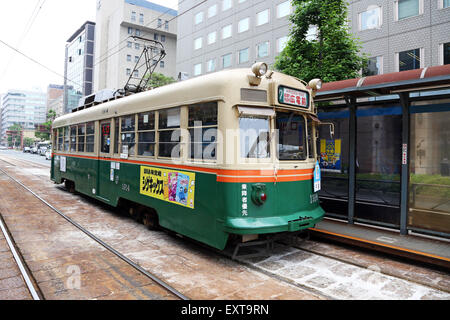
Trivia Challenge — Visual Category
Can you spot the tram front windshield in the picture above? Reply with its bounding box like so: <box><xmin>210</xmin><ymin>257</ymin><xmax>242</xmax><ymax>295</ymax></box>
<box><xmin>276</xmin><ymin>111</ymin><xmax>307</xmax><ymax>161</ymax></box>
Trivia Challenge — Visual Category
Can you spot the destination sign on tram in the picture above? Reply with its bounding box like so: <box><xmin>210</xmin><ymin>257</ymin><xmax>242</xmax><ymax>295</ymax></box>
<box><xmin>278</xmin><ymin>86</ymin><xmax>309</xmax><ymax>108</ymax></box>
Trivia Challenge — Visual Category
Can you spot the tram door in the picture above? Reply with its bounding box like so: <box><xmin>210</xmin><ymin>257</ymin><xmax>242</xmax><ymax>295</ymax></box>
<box><xmin>98</xmin><ymin>120</ymin><xmax>112</xmax><ymax>201</ymax></box>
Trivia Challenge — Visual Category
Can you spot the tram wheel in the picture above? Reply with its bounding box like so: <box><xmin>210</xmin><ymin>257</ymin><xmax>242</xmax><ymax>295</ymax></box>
<box><xmin>64</xmin><ymin>180</ymin><xmax>75</xmax><ymax>193</ymax></box>
<box><xmin>140</xmin><ymin>207</ymin><xmax>159</xmax><ymax>230</ymax></box>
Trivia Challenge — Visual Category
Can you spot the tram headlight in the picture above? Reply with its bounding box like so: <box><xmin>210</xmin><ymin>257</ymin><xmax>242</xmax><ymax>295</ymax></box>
<box><xmin>252</xmin><ymin>62</ymin><xmax>268</xmax><ymax>78</ymax></box>
<box><xmin>309</xmin><ymin>78</ymin><xmax>323</xmax><ymax>91</ymax></box>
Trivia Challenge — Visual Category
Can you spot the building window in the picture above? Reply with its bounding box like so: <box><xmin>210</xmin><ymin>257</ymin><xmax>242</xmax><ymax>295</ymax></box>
<box><xmin>222</xmin><ymin>24</ymin><xmax>232</xmax><ymax>39</ymax></box>
<box><xmin>398</xmin><ymin>48</ymin><xmax>422</xmax><ymax>71</ymax></box>
<box><xmin>277</xmin><ymin>36</ymin><xmax>288</xmax><ymax>52</ymax></box>
<box><xmin>127</xmin><ymin>41</ymin><xmax>132</xmax><ymax>48</ymax></box>
<box><xmin>239</xmin><ymin>0</ymin><xmax>247</xmax><ymax>3</ymax></box>
<box><xmin>363</xmin><ymin>56</ymin><xmax>383</xmax><ymax>76</ymax></box>
<box><xmin>165</xmin><ymin>21</ymin><xmax>169</xmax><ymax>30</ymax></box>
<box><xmin>442</xmin><ymin>42</ymin><xmax>450</xmax><ymax>65</ymax></box>
<box><xmin>139</xmin><ymin>13</ymin><xmax>144</xmax><ymax>24</ymax></box>
<box><xmin>135</xmin><ymin>29</ymin><xmax>141</xmax><ymax>36</ymax></box>
<box><xmin>126</xmin><ymin>68</ymin><xmax>131</xmax><ymax>76</ymax></box>
<box><xmin>238</xmin><ymin>48</ymin><xmax>249</xmax><ymax>64</ymax></box>
<box><xmin>222</xmin><ymin>53</ymin><xmax>232</xmax><ymax>68</ymax></box>
<box><xmin>135</xmin><ymin>56</ymin><xmax>139</xmax><ymax>63</ymax></box>
<box><xmin>158</xmin><ymin>18</ymin><xmax>162</xmax><ymax>27</ymax></box>
<box><xmin>194</xmin><ymin>37</ymin><xmax>203</xmax><ymax>50</ymax></box>
<box><xmin>444</xmin><ymin>0</ymin><xmax>450</xmax><ymax>8</ymax></box>
<box><xmin>222</xmin><ymin>0</ymin><xmax>232</xmax><ymax>11</ymax></box>
<box><xmin>161</xmin><ymin>35</ymin><xmax>166</xmax><ymax>42</ymax></box>
<box><xmin>208</xmin><ymin>31</ymin><xmax>217</xmax><ymax>44</ymax></box>
<box><xmin>277</xmin><ymin>1</ymin><xmax>291</xmax><ymax>18</ymax></box>
<box><xmin>256</xmin><ymin>9</ymin><xmax>270</xmax><ymax>26</ymax></box>
<box><xmin>359</xmin><ymin>6</ymin><xmax>382</xmax><ymax>30</ymax></box>
<box><xmin>160</xmin><ymin>61</ymin><xmax>165</xmax><ymax>68</ymax></box>
<box><xmin>128</xmin><ymin>27</ymin><xmax>133</xmax><ymax>34</ymax></box>
<box><xmin>127</xmin><ymin>55</ymin><xmax>131</xmax><ymax>62</ymax></box>
<box><xmin>306</xmin><ymin>25</ymin><xmax>318</xmax><ymax>41</ymax></box>
<box><xmin>154</xmin><ymin>33</ymin><xmax>158</xmax><ymax>41</ymax></box>
<box><xmin>238</xmin><ymin>17</ymin><xmax>249</xmax><ymax>33</ymax></box>
<box><xmin>208</xmin><ymin>4</ymin><xmax>217</xmax><ymax>18</ymax></box>
<box><xmin>396</xmin><ymin>0</ymin><xmax>423</xmax><ymax>20</ymax></box>
<box><xmin>207</xmin><ymin>59</ymin><xmax>216</xmax><ymax>72</ymax></box>
<box><xmin>194</xmin><ymin>63</ymin><xmax>202</xmax><ymax>76</ymax></box>
<box><xmin>131</xmin><ymin>11</ymin><xmax>136</xmax><ymax>21</ymax></box>
<box><xmin>257</xmin><ymin>41</ymin><xmax>269</xmax><ymax>58</ymax></box>
<box><xmin>195</xmin><ymin>11</ymin><xmax>204</xmax><ymax>24</ymax></box>
<box><xmin>135</xmin><ymin>43</ymin><xmax>140</xmax><ymax>50</ymax></box>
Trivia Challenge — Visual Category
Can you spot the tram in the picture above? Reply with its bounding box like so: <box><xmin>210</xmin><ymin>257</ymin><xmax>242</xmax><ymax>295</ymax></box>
<box><xmin>51</xmin><ymin>63</ymin><xmax>325</xmax><ymax>250</ymax></box>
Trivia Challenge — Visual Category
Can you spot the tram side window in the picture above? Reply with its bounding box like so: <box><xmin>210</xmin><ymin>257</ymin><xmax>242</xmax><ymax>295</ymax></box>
<box><xmin>53</xmin><ymin>129</ymin><xmax>57</xmax><ymax>151</ymax></box>
<box><xmin>137</xmin><ymin>112</ymin><xmax>155</xmax><ymax>157</ymax></box>
<box><xmin>240</xmin><ymin>117</ymin><xmax>270</xmax><ymax>158</ymax></box>
<box><xmin>121</xmin><ymin>115</ymin><xmax>136</xmax><ymax>156</ymax></box>
<box><xmin>58</xmin><ymin>128</ymin><xmax>63</xmax><ymax>151</ymax></box>
<box><xmin>308</xmin><ymin>120</ymin><xmax>314</xmax><ymax>159</ymax></box>
<box><xmin>276</xmin><ymin>111</ymin><xmax>307</xmax><ymax>161</ymax></box>
<box><xmin>64</xmin><ymin>127</ymin><xmax>70</xmax><ymax>151</ymax></box>
<box><xmin>188</xmin><ymin>102</ymin><xmax>218</xmax><ymax>160</ymax></box>
<box><xmin>101</xmin><ymin>122</ymin><xmax>111</xmax><ymax>154</ymax></box>
<box><xmin>114</xmin><ymin>119</ymin><xmax>119</xmax><ymax>154</ymax></box>
<box><xmin>85</xmin><ymin>122</ymin><xmax>95</xmax><ymax>153</ymax></box>
<box><xmin>78</xmin><ymin>124</ymin><xmax>86</xmax><ymax>152</ymax></box>
<box><xmin>159</xmin><ymin>108</ymin><xmax>180</xmax><ymax>158</ymax></box>
<box><xmin>70</xmin><ymin>126</ymin><xmax>77</xmax><ymax>152</ymax></box>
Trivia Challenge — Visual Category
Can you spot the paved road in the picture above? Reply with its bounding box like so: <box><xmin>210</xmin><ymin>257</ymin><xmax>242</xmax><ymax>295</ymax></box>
<box><xmin>0</xmin><ymin>150</ymin><xmax>50</xmax><ymax>167</ymax></box>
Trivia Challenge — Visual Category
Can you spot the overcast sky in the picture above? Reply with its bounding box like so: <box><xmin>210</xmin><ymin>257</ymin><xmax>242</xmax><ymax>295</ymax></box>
<box><xmin>0</xmin><ymin>0</ymin><xmax>178</xmax><ymax>95</ymax></box>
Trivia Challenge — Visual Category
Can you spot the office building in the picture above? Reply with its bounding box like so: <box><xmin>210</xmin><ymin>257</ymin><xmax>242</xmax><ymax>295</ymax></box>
<box><xmin>0</xmin><ymin>89</ymin><xmax>46</xmax><ymax>143</ymax></box>
<box><xmin>64</xmin><ymin>21</ymin><xmax>96</xmax><ymax>113</ymax></box>
<box><xmin>94</xmin><ymin>0</ymin><xmax>178</xmax><ymax>92</ymax></box>
<box><xmin>46</xmin><ymin>84</ymin><xmax>65</xmax><ymax>118</ymax></box>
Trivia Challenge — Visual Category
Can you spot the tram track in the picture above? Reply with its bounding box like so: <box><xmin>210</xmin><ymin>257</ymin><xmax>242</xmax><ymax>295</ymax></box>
<box><xmin>0</xmin><ymin>163</ymin><xmax>189</xmax><ymax>300</ymax></box>
<box><xmin>1</xmin><ymin>155</ymin><xmax>448</xmax><ymax>300</ymax></box>
<box><xmin>0</xmin><ymin>213</ymin><xmax>43</xmax><ymax>300</ymax></box>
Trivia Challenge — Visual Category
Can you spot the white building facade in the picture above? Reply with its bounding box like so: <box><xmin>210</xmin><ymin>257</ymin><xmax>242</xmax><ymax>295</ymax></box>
<box><xmin>94</xmin><ymin>0</ymin><xmax>178</xmax><ymax>92</ymax></box>
<box><xmin>0</xmin><ymin>89</ymin><xmax>46</xmax><ymax>143</ymax></box>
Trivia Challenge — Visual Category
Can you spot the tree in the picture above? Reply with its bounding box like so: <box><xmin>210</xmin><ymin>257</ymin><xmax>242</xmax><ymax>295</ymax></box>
<box><xmin>35</xmin><ymin>109</ymin><xmax>56</xmax><ymax>141</ymax></box>
<box><xmin>146</xmin><ymin>72</ymin><xmax>176</xmax><ymax>89</ymax></box>
<box><xmin>274</xmin><ymin>0</ymin><xmax>367</xmax><ymax>83</ymax></box>
<box><xmin>24</xmin><ymin>137</ymin><xmax>35</xmax><ymax>147</ymax></box>
<box><xmin>7</xmin><ymin>123</ymin><xmax>22</xmax><ymax>147</ymax></box>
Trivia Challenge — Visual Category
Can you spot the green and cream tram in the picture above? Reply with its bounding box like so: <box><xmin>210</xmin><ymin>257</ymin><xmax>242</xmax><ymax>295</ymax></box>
<box><xmin>51</xmin><ymin>63</ymin><xmax>325</xmax><ymax>250</ymax></box>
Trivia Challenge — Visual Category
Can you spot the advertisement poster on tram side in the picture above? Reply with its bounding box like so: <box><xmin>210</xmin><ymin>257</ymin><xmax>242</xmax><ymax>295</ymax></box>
<box><xmin>140</xmin><ymin>166</ymin><xmax>196</xmax><ymax>209</ymax></box>
<box><xmin>319</xmin><ymin>139</ymin><xmax>342</xmax><ymax>172</ymax></box>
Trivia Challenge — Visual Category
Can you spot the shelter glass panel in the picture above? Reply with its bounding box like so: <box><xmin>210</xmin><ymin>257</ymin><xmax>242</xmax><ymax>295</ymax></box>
<box><xmin>317</xmin><ymin>108</ymin><xmax>349</xmax><ymax>219</ymax></box>
<box><xmin>355</xmin><ymin>106</ymin><xmax>402</xmax><ymax>226</ymax></box>
<box><xmin>409</xmin><ymin>110</ymin><xmax>450</xmax><ymax>235</ymax></box>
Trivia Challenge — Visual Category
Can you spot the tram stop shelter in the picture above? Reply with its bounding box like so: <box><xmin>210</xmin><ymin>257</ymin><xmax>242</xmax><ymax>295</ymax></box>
<box><xmin>311</xmin><ymin>65</ymin><xmax>450</xmax><ymax>268</ymax></box>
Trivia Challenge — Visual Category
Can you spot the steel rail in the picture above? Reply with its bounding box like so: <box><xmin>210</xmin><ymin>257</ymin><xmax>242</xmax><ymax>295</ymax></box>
<box><xmin>0</xmin><ymin>166</ymin><xmax>189</xmax><ymax>300</ymax></box>
<box><xmin>0</xmin><ymin>215</ymin><xmax>41</xmax><ymax>300</ymax></box>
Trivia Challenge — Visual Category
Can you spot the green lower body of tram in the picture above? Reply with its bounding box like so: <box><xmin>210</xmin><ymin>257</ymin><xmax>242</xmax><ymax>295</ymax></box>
<box><xmin>51</xmin><ymin>155</ymin><xmax>325</xmax><ymax>250</ymax></box>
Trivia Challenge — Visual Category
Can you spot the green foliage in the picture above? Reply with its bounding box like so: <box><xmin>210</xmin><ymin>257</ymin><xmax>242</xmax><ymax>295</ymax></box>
<box><xmin>24</xmin><ymin>137</ymin><xmax>35</xmax><ymax>147</ymax></box>
<box><xmin>274</xmin><ymin>0</ymin><xmax>368</xmax><ymax>82</ymax></box>
<box><xmin>146</xmin><ymin>72</ymin><xmax>176</xmax><ymax>89</ymax></box>
<box><xmin>7</xmin><ymin>123</ymin><xmax>22</xmax><ymax>147</ymax></box>
<box><xmin>35</xmin><ymin>109</ymin><xmax>56</xmax><ymax>141</ymax></box>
